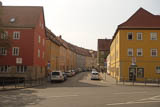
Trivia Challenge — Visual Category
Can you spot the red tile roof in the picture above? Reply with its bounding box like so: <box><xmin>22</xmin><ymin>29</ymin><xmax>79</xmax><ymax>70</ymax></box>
<box><xmin>119</xmin><ymin>8</ymin><xmax>160</xmax><ymax>28</ymax></box>
<box><xmin>98</xmin><ymin>39</ymin><xmax>111</xmax><ymax>51</ymax></box>
<box><xmin>0</xmin><ymin>6</ymin><xmax>43</xmax><ymax>28</ymax></box>
<box><xmin>111</xmin><ymin>8</ymin><xmax>160</xmax><ymax>45</ymax></box>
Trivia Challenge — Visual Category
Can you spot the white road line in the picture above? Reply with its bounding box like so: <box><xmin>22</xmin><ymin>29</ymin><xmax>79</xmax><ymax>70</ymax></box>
<box><xmin>107</xmin><ymin>100</ymin><xmax>160</xmax><ymax>106</ymax></box>
<box><xmin>113</xmin><ymin>91</ymin><xmax>147</xmax><ymax>95</ymax></box>
<box><xmin>40</xmin><ymin>95</ymin><xmax>79</xmax><ymax>99</ymax></box>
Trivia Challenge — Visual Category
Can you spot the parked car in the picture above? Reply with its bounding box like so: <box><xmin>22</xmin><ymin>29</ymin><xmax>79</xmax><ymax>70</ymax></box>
<box><xmin>65</xmin><ymin>70</ymin><xmax>73</xmax><ymax>77</ymax></box>
<box><xmin>62</xmin><ymin>72</ymin><xmax>67</xmax><ymax>80</ymax></box>
<box><xmin>50</xmin><ymin>71</ymin><xmax>65</xmax><ymax>82</ymax></box>
<box><xmin>91</xmin><ymin>70</ymin><xmax>100</xmax><ymax>80</ymax></box>
<box><xmin>71</xmin><ymin>70</ymin><xmax>76</xmax><ymax>76</ymax></box>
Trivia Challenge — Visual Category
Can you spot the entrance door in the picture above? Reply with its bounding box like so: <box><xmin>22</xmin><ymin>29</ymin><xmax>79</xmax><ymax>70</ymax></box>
<box><xmin>129</xmin><ymin>68</ymin><xmax>136</xmax><ymax>81</ymax></box>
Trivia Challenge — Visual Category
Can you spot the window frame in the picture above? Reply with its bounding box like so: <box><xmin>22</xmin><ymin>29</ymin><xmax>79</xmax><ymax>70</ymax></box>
<box><xmin>137</xmin><ymin>68</ymin><xmax>144</xmax><ymax>78</ymax></box>
<box><xmin>0</xmin><ymin>65</ymin><xmax>9</xmax><ymax>72</ymax></box>
<box><xmin>127</xmin><ymin>32</ymin><xmax>133</xmax><ymax>40</ymax></box>
<box><xmin>16</xmin><ymin>65</ymin><xmax>27</xmax><ymax>73</ymax></box>
<box><xmin>150</xmin><ymin>32</ymin><xmax>157</xmax><ymax>40</ymax></box>
<box><xmin>137</xmin><ymin>48</ymin><xmax>143</xmax><ymax>56</ymax></box>
<box><xmin>12</xmin><ymin>47</ymin><xmax>19</xmax><ymax>56</ymax></box>
<box><xmin>151</xmin><ymin>48</ymin><xmax>157</xmax><ymax>57</ymax></box>
<box><xmin>0</xmin><ymin>47</ymin><xmax>7</xmax><ymax>56</ymax></box>
<box><xmin>13</xmin><ymin>31</ymin><xmax>20</xmax><ymax>40</ymax></box>
<box><xmin>137</xmin><ymin>32</ymin><xmax>143</xmax><ymax>40</ymax></box>
<box><xmin>128</xmin><ymin>48</ymin><xmax>133</xmax><ymax>56</ymax></box>
<box><xmin>1</xmin><ymin>31</ymin><xmax>8</xmax><ymax>40</ymax></box>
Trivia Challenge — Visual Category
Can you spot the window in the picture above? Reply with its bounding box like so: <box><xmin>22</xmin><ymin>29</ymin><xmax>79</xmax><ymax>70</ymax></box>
<box><xmin>128</xmin><ymin>32</ymin><xmax>133</xmax><ymax>40</ymax></box>
<box><xmin>100</xmin><ymin>51</ymin><xmax>104</xmax><ymax>56</ymax></box>
<box><xmin>0</xmin><ymin>47</ymin><xmax>7</xmax><ymax>56</ymax></box>
<box><xmin>151</xmin><ymin>48</ymin><xmax>157</xmax><ymax>56</ymax></box>
<box><xmin>38</xmin><ymin>35</ymin><xmax>41</xmax><ymax>43</ymax></box>
<box><xmin>42</xmin><ymin>52</ymin><xmax>44</xmax><ymax>59</ymax></box>
<box><xmin>12</xmin><ymin>47</ymin><xmax>19</xmax><ymax>56</ymax></box>
<box><xmin>1</xmin><ymin>31</ymin><xmax>8</xmax><ymax>40</ymax></box>
<box><xmin>137</xmin><ymin>48</ymin><xmax>143</xmax><ymax>56</ymax></box>
<box><xmin>150</xmin><ymin>32</ymin><xmax>157</xmax><ymax>40</ymax></box>
<box><xmin>16</xmin><ymin>65</ymin><xmax>27</xmax><ymax>73</ymax></box>
<box><xmin>137</xmin><ymin>68</ymin><xmax>144</xmax><ymax>78</ymax></box>
<box><xmin>137</xmin><ymin>32</ymin><xmax>142</xmax><ymax>40</ymax></box>
<box><xmin>43</xmin><ymin>39</ymin><xmax>45</xmax><ymax>46</ymax></box>
<box><xmin>13</xmin><ymin>32</ymin><xmax>20</xmax><ymax>40</ymax></box>
<box><xmin>38</xmin><ymin>49</ymin><xmax>40</xmax><ymax>57</ymax></box>
<box><xmin>156</xmin><ymin>66</ymin><xmax>160</xmax><ymax>74</ymax></box>
<box><xmin>128</xmin><ymin>48</ymin><xmax>133</xmax><ymax>56</ymax></box>
<box><xmin>0</xmin><ymin>65</ymin><xmax>9</xmax><ymax>72</ymax></box>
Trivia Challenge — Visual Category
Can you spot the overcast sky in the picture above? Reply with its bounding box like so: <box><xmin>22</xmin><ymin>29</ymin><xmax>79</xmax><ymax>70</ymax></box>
<box><xmin>1</xmin><ymin>0</ymin><xmax>160</xmax><ymax>50</ymax></box>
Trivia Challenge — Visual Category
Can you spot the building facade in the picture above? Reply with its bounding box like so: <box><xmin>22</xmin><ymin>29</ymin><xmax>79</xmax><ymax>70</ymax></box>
<box><xmin>0</xmin><ymin>6</ymin><xmax>46</xmax><ymax>80</ymax></box>
<box><xmin>110</xmin><ymin>8</ymin><xmax>160</xmax><ymax>81</ymax></box>
<box><xmin>97</xmin><ymin>39</ymin><xmax>111</xmax><ymax>72</ymax></box>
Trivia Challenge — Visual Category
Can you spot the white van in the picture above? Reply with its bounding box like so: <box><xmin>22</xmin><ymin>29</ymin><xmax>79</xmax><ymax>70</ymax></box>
<box><xmin>91</xmin><ymin>70</ymin><xmax>100</xmax><ymax>80</ymax></box>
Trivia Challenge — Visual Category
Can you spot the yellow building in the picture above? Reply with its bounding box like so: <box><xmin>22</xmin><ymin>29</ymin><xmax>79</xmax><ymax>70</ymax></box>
<box><xmin>45</xmin><ymin>28</ymin><xmax>61</xmax><ymax>73</ymax></box>
<box><xmin>110</xmin><ymin>8</ymin><xmax>160</xmax><ymax>81</ymax></box>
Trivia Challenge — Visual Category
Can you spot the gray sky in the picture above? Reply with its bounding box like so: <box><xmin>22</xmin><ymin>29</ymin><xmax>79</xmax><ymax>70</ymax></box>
<box><xmin>1</xmin><ymin>0</ymin><xmax>160</xmax><ymax>50</ymax></box>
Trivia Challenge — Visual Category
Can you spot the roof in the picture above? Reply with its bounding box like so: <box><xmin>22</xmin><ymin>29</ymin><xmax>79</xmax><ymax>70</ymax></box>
<box><xmin>0</xmin><ymin>6</ymin><xmax>43</xmax><ymax>28</ymax></box>
<box><xmin>98</xmin><ymin>39</ymin><xmax>111</xmax><ymax>51</ymax></box>
<box><xmin>46</xmin><ymin>28</ymin><xmax>61</xmax><ymax>46</ymax></box>
<box><xmin>111</xmin><ymin>7</ymin><xmax>160</xmax><ymax>45</ymax></box>
<box><xmin>119</xmin><ymin>8</ymin><xmax>160</xmax><ymax>29</ymax></box>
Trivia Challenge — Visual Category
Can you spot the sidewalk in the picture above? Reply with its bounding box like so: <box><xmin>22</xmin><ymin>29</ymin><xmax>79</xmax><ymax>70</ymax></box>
<box><xmin>99</xmin><ymin>72</ymin><xmax>116</xmax><ymax>85</ymax></box>
<box><xmin>99</xmin><ymin>73</ymin><xmax>160</xmax><ymax>87</ymax></box>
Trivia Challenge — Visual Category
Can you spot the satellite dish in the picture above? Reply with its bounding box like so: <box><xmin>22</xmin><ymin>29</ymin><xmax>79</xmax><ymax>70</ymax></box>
<box><xmin>10</xmin><ymin>18</ymin><xmax>16</xmax><ymax>23</ymax></box>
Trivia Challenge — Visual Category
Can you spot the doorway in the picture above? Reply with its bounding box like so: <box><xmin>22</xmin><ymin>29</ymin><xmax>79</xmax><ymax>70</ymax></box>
<box><xmin>129</xmin><ymin>68</ymin><xmax>136</xmax><ymax>81</ymax></box>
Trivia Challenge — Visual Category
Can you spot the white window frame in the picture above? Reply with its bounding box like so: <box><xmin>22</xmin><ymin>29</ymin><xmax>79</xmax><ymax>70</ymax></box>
<box><xmin>137</xmin><ymin>32</ymin><xmax>142</xmax><ymax>40</ymax></box>
<box><xmin>0</xmin><ymin>65</ymin><xmax>9</xmax><ymax>72</ymax></box>
<box><xmin>150</xmin><ymin>32</ymin><xmax>157</xmax><ymax>40</ymax></box>
<box><xmin>128</xmin><ymin>48</ymin><xmax>133</xmax><ymax>56</ymax></box>
<box><xmin>16</xmin><ymin>65</ymin><xmax>27</xmax><ymax>73</ymax></box>
<box><xmin>137</xmin><ymin>48</ymin><xmax>143</xmax><ymax>56</ymax></box>
<box><xmin>12</xmin><ymin>47</ymin><xmax>19</xmax><ymax>56</ymax></box>
<box><xmin>0</xmin><ymin>47</ymin><xmax>7</xmax><ymax>56</ymax></box>
<box><xmin>38</xmin><ymin>35</ymin><xmax>41</xmax><ymax>43</ymax></box>
<box><xmin>127</xmin><ymin>32</ymin><xmax>133</xmax><ymax>40</ymax></box>
<box><xmin>156</xmin><ymin>66</ymin><xmax>160</xmax><ymax>74</ymax></box>
<box><xmin>151</xmin><ymin>48</ymin><xmax>157</xmax><ymax>57</ymax></box>
<box><xmin>1</xmin><ymin>31</ymin><xmax>8</xmax><ymax>40</ymax></box>
<box><xmin>38</xmin><ymin>49</ymin><xmax>40</xmax><ymax>58</ymax></box>
<box><xmin>13</xmin><ymin>32</ymin><xmax>20</xmax><ymax>40</ymax></box>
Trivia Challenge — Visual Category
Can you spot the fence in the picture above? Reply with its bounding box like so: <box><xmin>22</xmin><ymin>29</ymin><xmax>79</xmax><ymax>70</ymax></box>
<box><xmin>0</xmin><ymin>78</ymin><xmax>47</xmax><ymax>91</ymax></box>
<box><xmin>116</xmin><ymin>77</ymin><xmax>160</xmax><ymax>87</ymax></box>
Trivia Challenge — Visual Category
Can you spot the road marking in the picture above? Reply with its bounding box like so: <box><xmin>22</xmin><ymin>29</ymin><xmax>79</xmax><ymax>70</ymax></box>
<box><xmin>140</xmin><ymin>95</ymin><xmax>160</xmax><ymax>101</ymax></box>
<box><xmin>113</xmin><ymin>91</ymin><xmax>147</xmax><ymax>95</ymax></box>
<box><xmin>40</xmin><ymin>95</ymin><xmax>79</xmax><ymax>99</ymax></box>
<box><xmin>107</xmin><ymin>100</ymin><xmax>160</xmax><ymax>106</ymax></box>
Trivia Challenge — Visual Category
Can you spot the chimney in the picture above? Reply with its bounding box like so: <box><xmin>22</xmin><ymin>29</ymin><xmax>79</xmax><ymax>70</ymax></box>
<box><xmin>59</xmin><ymin>35</ymin><xmax>62</xmax><ymax>38</ymax></box>
<box><xmin>0</xmin><ymin>1</ymin><xmax>2</xmax><ymax>6</ymax></box>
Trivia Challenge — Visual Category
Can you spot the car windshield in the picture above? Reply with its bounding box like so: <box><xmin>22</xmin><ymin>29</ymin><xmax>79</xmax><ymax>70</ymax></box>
<box><xmin>52</xmin><ymin>72</ymin><xmax>60</xmax><ymax>75</ymax></box>
<box><xmin>92</xmin><ymin>73</ymin><xmax>98</xmax><ymax>75</ymax></box>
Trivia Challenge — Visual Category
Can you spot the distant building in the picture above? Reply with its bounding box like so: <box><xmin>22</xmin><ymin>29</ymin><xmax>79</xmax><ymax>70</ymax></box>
<box><xmin>97</xmin><ymin>39</ymin><xmax>111</xmax><ymax>71</ymax></box>
<box><xmin>0</xmin><ymin>5</ymin><xmax>46</xmax><ymax>80</ymax></box>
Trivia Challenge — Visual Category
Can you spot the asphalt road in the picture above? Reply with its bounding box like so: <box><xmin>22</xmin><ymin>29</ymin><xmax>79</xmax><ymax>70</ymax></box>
<box><xmin>0</xmin><ymin>72</ymin><xmax>160</xmax><ymax>107</ymax></box>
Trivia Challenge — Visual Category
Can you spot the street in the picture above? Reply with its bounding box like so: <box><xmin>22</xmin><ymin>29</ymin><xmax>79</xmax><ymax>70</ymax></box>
<box><xmin>0</xmin><ymin>72</ymin><xmax>160</xmax><ymax>107</ymax></box>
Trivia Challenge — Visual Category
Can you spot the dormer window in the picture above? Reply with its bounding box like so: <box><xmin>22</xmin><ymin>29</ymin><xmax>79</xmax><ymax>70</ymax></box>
<box><xmin>10</xmin><ymin>18</ymin><xmax>16</xmax><ymax>23</ymax></box>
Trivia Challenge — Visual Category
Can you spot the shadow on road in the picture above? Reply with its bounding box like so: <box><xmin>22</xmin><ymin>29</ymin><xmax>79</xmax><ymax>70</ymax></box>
<box><xmin>0</xmin><ymin>89</ymin><xmax>45</xmax><ymax>107</ymax></box>
<box><xmin>35</xmin><ymin>72</ymin><xmax>107</xmax><ymax>89</ymax></box>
